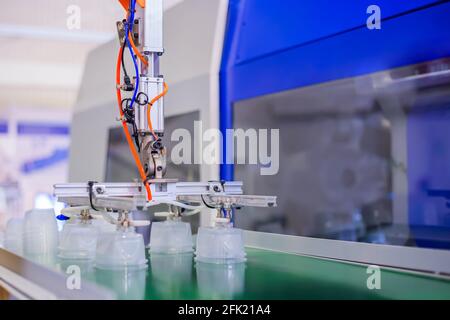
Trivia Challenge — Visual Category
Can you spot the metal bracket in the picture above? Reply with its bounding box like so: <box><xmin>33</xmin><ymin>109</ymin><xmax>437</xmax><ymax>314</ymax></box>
<box><xmin>54</xmin><ymin>181</ymin><xmax>276</xmax><ymax>212</ymax></box>
<box><xmin>116</xmin><ymin>19</ymin><xmax>141</xmax><ymax>46</ymax></box>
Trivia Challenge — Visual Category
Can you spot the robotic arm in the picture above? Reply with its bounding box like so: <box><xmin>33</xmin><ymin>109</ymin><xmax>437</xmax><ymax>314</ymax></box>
<box><xmin>116</xmin><ymin>0</ymin><xmax>167</xmax><ymax>183</ymax></box>
<box><xmin>54</xmin><ymin>0</ymin><xmax>276</xmax><ymax>227</ymax></box>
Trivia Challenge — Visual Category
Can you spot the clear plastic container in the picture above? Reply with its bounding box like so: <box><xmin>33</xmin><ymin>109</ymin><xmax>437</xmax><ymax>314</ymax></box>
<box><xmin>58</xmin><ymin>221</ymin><xmax>99</xmax><ymax>260</ymax></box>
<box><xmin>95</xmin><ymin>229</ymin><xmax>147</xmax><ymax>270</ymax></box>
<box><xmin>23</xmin><ymin>209</ymin><xmax>58</xmax><ymax>256</ymax></box>
<box><xmin>58</xmin><ymin>258</ymin><xmax>95</xmax><ymax>276</ymax></box>
<box><xmin>92</xmin><ymin>216</ymin><xmax>118</xmax><ymax>233</ymax></box>
<box><xmin>150</xmin><ymin>253</ymin><xmax>193</xmax><ymax>299</ymax></box>
<box><xmin>196</xmin><ymin>262</ymin><xmax>246</xmax><ymax>299</ymax></box>
<box><xmin>95</xmin><ymin>268</ymin><xmax>146</xmax><ymax>300</ymax></box>
<box><xmin>149</xmin><ymin>219</ymin><xmax>193</xmax><ymax>254</ymax></box>
<box><xmin>150</xmin><ymin>253</ymin><xmax>193</xmax><ymax>283</ymax></box>
<box><xmin>4</xmin><ymin>218</ymin><xmax>24</xmax><ymax>255</ymax></box>
<box><xmin>195</xmin><ymin>225</ymin><xmax>246</xmax><ymax>264</ymax></box>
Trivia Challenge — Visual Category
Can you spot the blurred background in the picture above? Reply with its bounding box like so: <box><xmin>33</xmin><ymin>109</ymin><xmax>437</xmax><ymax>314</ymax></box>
<box><xmin>0</xmin><ymin>0</ymin><xmax>183</xmax><ymax>230</ymax></box>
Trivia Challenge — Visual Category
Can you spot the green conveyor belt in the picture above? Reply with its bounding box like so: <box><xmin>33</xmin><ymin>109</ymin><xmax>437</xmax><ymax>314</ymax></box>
<box><xmin>50</xmin><ymin>248</ymin><xmax>450</xmax><ymax>300</ymax></box>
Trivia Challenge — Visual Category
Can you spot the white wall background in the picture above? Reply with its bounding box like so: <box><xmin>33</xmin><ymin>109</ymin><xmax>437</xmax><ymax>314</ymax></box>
<box><xmin>0</xmin><ymin>0</ymin><xmax>185</xmax><ymax>113</ymax></box>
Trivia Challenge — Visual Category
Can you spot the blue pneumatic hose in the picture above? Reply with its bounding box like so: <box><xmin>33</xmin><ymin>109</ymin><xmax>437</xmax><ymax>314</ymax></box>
<box><xmin>125</xmin><ymin>0</ymin><xmax>139</xmax><ymax>109</ymax></box>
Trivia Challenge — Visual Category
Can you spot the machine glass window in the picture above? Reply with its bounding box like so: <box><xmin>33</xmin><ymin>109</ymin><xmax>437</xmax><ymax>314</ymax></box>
<box><xmin>234</xmin><ymin>60</ymin><xmax>450</xmax><ymax>250</ymax></box>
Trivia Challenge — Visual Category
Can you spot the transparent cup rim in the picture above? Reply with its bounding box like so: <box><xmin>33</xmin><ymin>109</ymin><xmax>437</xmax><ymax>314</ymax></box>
<box><xmin>94</xmin><ymin>260</ymin><xmax>148</xmax><ymax>271</ymax></box>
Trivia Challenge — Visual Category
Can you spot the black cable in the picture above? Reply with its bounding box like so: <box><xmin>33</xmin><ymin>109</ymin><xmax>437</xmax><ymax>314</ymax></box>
<box><xmin>137</xmin><ymin>92</ymin><xmax>149</xmax><ymax>106</ymax></box>
<box><xmin>121</xmin><ymin>99</ymin><xmax>134</xmax><ymax>122</ymax></box>
<box><xmin>132</xmin><ymin>122</ymin><xmax>141</xmax><ymax>153</ymax></box>
<box><xmin>121</xmin><ymin>38</ymin><xmax>128</xmax><ymax>79</ymax></box>
<box><xmin>120</xmin><ymin>97</ymin><xmax>141</xmax><ymax>152</ymax></box>
<box><xmin>87</xmin><ymin>181</ymin><xmax>99</xmax><ymax>211</ymax></box>
<box><xmin>121</xmin><ymin>98</ymin><xmax>131</xmax><ymax>110</ymax></box>
<box><xmin>201</xmin><ymin>194</ymin><xmax>215</xmax><ymax>209</ymax></box>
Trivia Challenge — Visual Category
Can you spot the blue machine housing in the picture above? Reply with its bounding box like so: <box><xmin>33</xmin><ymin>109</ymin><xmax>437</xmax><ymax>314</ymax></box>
<box><xmin>219</xmin><ymin>0</ymin><xmax>450</xmax><ymax>248</ymax></box>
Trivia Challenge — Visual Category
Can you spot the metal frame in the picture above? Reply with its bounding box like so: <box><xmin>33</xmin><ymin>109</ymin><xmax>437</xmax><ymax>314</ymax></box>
<box><xmin>54</xmin><ymin>181</ymin><xmax>276</xmax><ymax>212</ymax></box>
<box><xmin>54</xmin><ymin>181</ymin><xmax>244</xmax><ymax>198</ymax></box>
<box><xmin>144</xmin><ymin>0</ymin><xmax>164</xmax><ymax>53</ymax></box>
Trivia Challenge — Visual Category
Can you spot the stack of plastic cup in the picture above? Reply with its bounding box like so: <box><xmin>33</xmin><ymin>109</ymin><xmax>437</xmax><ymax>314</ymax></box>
<box><xmin>196</xmin><ymin>262</ymin><xmax>246</xmax><ymax>299</ymax></box>
<box><xmin>150</xmin><ymin>252</ymin><xmax>193</xmax><ymax>299</ymax></box>
<box><xmin>58</xmin><ymin>220</ymin><xmax>99</xmax><ymax>260</ymax></box>
<box><xmin>95</xmin><ymin>269</ymin><xmax>146</xmax><ymax>300</ymax></box>
<box><xmin>23</xmin><ymin>209</ymin><xmax>58</xmax><ymax>257</ymax></box>
<box><xmin>195</xmin><ymin>225</ymin><xmax>246</xmax><ymax>264</ymax></box>
<box><xmin>95</xmin><ymin>228</ymin><xmax>147</xmax><ymax>270</ymax></box>
<box><xmin>149</xmin><ymin>219</ymin><xmax>193</xmax><ymax>254</ymax></box>
<box><xmin>58</xmin><ymin>258</ymin><xmax>95</xmax><ymax>276</ymax></box>
<box><xmin>92</xmin><ymin>215</ymin><xmax>118</xmax><ymax>233</ymax></box>
<box><xmin>4</xmin><ymin>218</ymin><xmax>24</xmax><ymax>255</ymax></box>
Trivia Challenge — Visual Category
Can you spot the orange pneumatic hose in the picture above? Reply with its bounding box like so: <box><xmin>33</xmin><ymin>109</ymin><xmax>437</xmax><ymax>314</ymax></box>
<box><xmin>127</xmin><ymin>31</ymin><xmax>168</xmax><ymax>140</ymax></box>
<box><xmin>128</xmin><ymin>32</ymin><xmax>148</xmax><ymax>67</ymax></box>
<box><xmin>116</xmin><ymin>45</ymin><xmax>152</xmax><ymax>200</ymax></box>
<box><xmin>147</xmin><ymin>82</ymin><xmax>169</xmax><ymax>140</ymax></box>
